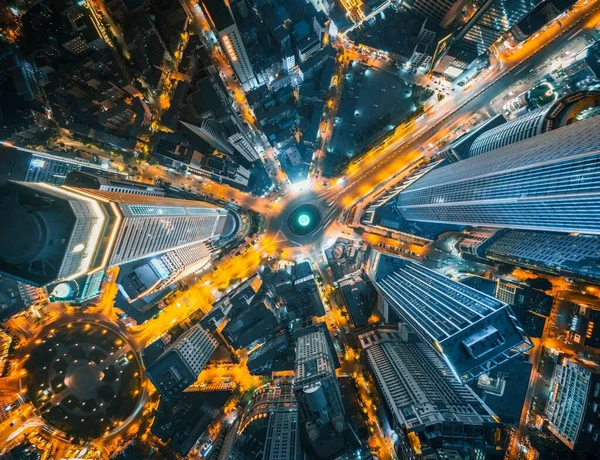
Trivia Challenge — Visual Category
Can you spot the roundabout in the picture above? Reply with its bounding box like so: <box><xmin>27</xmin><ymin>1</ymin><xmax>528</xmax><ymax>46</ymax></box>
<box><xmin>24</xmin><ymin>322</ymin><xmax>144</xmax><ymax>440</ymax></box>
<box><xmin>287</xmin><ymin>203</ymin><xmax>322</xmax><ymax>237</ymax></box>
<box><xmin>274</xmin><ymin>191</ymin><xmax>336</xmax><ymax>246</ymax></box>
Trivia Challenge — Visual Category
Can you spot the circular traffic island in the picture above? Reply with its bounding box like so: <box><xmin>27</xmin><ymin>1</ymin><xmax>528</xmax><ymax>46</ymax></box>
<box><xmin>287</xmin><ymin>203</ymin><xmax>322</xmax><ymax>237</ymax></box>
<box><xmin>24</xmin><ymin>322</ymin><xmax>143</xmax><ymax>440</ymax></box>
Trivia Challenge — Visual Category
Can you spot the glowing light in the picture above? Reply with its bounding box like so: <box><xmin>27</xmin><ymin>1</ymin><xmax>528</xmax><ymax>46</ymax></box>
<box><xmin>290</xmin><ymin>180</ymin><xmax>310</xmax><ymax>191</ymax></box>
<box><xmin>37</xmin><ymin>184</ymin><xmax>106</xmax><ymax>280</ymax></box>
<box><xmin>297</xmin><ymin>214</ymin><xmax>311</xmax><ymax>227</ymax></box>
<box><xmin>51</xmin><ymin>283</ymin><xmax>73</xmax><ymax>299</ymax></box>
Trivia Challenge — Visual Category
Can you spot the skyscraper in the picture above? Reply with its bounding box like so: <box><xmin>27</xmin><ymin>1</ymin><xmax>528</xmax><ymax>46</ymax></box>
<box><xmin>359</xmin><ymin>325</ymin><xmax>505</xmax><ymax>458</ymax></box>
<box><xmin>404</xmin><ymin>0</ymin><xmax>462</xmax><ymax>26</ymax></box>
<box><xmin>181</xmin><ymin>120</ymin><xmax>236</xmax><ymax>157</ymax></box>
<box><xmin>222</xmin><ymin>379</ymin><xmax>300</xmax><ymax>459</ymax></box>
<box><xmin>453</xmin><ymin>0</ymin><xmax>537</xmax><ymax>56</ymax></box>
<box><xmin>293</xmin><ymin>319</ymin><xmax>357</xmax><ymax>458</ymax></box>
<box><xmin>146</xmin><ymin>324</ymin><xmax>218</xmax><ymax>399</ymax></box>
<box><xmin>222</xmin><ymin>118</ymin><xmax>260</xmax><ymax>162</ymax></box>
<box><xmin>0</xmin><ymin>181</ymin><xmax>232</xmax><ymax>286</ymax></box>
<box><xmin>62</xmin><ymin>170</ymin><xmax>167</xmax><ymax>197</ymax></box>
<box><xmin>467</xmin><ymin>91</ymin><xmax>600</xmax><ymax>158</ymax></box>
<box><xmin>545</xmin><ymin>356</ymin><xmax>600</xmax><ymax>453</ymax></box>
<box><xmin>366</xmin><ymin>252</ymin><xmax>532</xmax><ymax>382</ymax></box>
<box><xmin>455</xmin><ymin>227</ymin><xmax>600</xmax><ymax>282</ymax></box>
<box><xmin>438</xmin><ymin>113</ymin><xmax>506</xmax><ymax>163</ymax></box>
<box><xmin>397</xmin><ymin>114</ymin><xmax>600</xmax><ymax>234</ymax></box>
<box><xmin>200</xmin><ymin>0</ymin><xmax>257</xmax><ymax>91</ymax></box>
<box><xmin>0</xmin><ymin>142</ymin><xmax>124</xmax><ymax>185</ymax></box>
<box><xmin>118</xmin><ymin>241</ymin><xmax>212</xmax><ymax>303</ymax></box>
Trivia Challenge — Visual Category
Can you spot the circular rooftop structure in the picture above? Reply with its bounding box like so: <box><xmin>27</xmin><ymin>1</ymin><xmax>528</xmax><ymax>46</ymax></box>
<box><xmin>24</xmin><ymin>322</ymin><xmax>143</xmax><ymax>440</ymax></box>
<box><xmin>469</xmin><ymin>90</ymin><xmax>600</xmax><ymax>158</ymax></box>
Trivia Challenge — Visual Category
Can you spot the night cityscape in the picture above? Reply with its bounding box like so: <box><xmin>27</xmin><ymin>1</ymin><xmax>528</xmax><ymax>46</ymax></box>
<box><xmin>0</xmin><ymin>0</ymin><xmax>600</xmax><ymax>459</ymax></box>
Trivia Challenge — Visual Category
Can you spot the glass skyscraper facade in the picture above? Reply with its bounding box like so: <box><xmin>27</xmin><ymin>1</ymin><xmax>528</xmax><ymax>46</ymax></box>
<box><xmin>456</xmin><ymin>0</ymin><xmax>537</xmax><ymax>55</ymax></box>
<box><xmin>366</xmin><ymin>252</ymin><xmax>532</xmax><ymax>382</ymax></box>
<box><xmin>0</xmin><ymin>181</ymin><xmax>232</xmax><ymax>286</ymax></box>
<box><xmin>455</xmin><ymin>227</ymin><xmax>600</xmax><ymax>282</ymax></box>
<box><xmin>359</xmin><ymin>325</ymin><xmax>505</xmax><ymax>457</ymax></box>
<box><xmin>468</xmin><ymin>91</ymin><xmax>600</xmax><ymax>158</ymax></box>
<box><xmin>397</xmin><ymin>114</ymin><xmax>600</xmax><ymax>234</ymax></box>
<box><xmin>224</xmin><ymin>380</ymin><xmax>300</xmax><ymax>459</ymax></box>
<box><xmin>0</xmin><ymin>142</ymin><xmax>124</xmax><ymax>185</ymax></box>
<box><xmin>486</xmin><ymin>230</ymin><xmax>600</xmax><ymax>282</ymax></box>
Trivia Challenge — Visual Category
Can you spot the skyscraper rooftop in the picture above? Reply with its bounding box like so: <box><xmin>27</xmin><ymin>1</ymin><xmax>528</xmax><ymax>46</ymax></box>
<box><xmin>367</xmin><ymin>251</ymin><xmax>532</xmax><ymax>381</ymax></box>
<box><xmin>359</xmin><ymin>325</ymin><xmax>505</xmax><ymax>457</ymax></box>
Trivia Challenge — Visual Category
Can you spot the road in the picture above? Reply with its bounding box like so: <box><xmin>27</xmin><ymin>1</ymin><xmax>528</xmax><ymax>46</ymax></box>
<box><xmin>327</xmin><ymin>0</ymin><xmax>600</xmax><ymax>214</ymax></box>
<box><xmin>112</xmin><ymin>0</ymin><xmax>600</xmax><ymax>455</ymax></box>
<box><xmin>3</xmin><ymin>0</ymin><xmax>600</xmax><ymax>457</ymax></box>
<box><xmin>183</xmin><ymin>0</ymin><xmax>288</xmax><ymax>188</ymax></box>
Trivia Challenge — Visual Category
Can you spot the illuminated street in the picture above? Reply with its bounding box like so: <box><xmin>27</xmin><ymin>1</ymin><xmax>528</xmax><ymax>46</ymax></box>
<box><xmin>2</xmin><ymin>0</ymin><xmax>600</xmax><ymax>458</ymax></box>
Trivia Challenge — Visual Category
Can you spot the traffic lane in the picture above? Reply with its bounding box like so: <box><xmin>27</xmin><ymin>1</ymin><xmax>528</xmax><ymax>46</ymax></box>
<box><xmin>331</xmin><ymin>23</ymin><xmax>598</xmax><ymax>210</ymax></box>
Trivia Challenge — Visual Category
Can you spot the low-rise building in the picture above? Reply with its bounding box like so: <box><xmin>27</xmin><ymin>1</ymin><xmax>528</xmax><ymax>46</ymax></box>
<box><xmin>146</xmin><ymin>325</ymin><xmax>218</xmax><ymax>400</ymax></box>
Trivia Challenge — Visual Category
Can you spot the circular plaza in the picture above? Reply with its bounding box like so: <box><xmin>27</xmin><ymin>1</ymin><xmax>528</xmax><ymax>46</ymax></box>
<box><xmin>24</xmin><ymin>322</ymin><xmax>143</xmax><ymax>440</ymax></box>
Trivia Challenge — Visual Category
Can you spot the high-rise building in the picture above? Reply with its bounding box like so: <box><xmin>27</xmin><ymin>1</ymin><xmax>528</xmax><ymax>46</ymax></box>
<box><xmin>467</xmin><ymin>91</ymin><xmax>600</xmax><ymax>158</ymax></box>
<box><xmin>294</xmin><ymin>319</ymin><xmax>357</xmax><ymax>458</ymax></box>
<box><xmin>366</xmin><ymin>252</ymin><xmax>532</xmax><ymax>382</ymax></box>
<box><xmin>0</xmin><ymin>143</ymin><xmax>124</xmax><ymax>186</ymax></box>
<box><xmin>545</xmin><ymin>356</ymin><xmax>600</xmax><ymax>453</ymax></box>
<box><xmin>567</xmin><ymin>304</ymin><xmax>600</xmax><ymax>350</ymax></box>
<box><xmin>154</xmin><ymin>134</ymin><xmax>252</xmax><ymax>191</ymax></box>
<box><xmin>222</xmin><ymin>118</ymin><xmax>260</xmax><ymax>162</ymax></box>
<box><xmin>63</xmin><ymin>170</ymin><xmax>166</xmax><ymax>197</ymax></box>
<box><xmin>404</xmin><ymin>0</ymin><xmax>462</xmax><ymax>26</ymax></box>
<box><xmin>397</xmin><ymin>114</ymin><xmax>600</xmax><ymax>234</ymax></box>
<box><xmin>310</xmin><ymin>0</ymin><xmax>334</xmax><ymax>14</ymax></box>
<box><xmin>0</xmin><ymin>274</ymin><xmax>49</xmax><ymax>321</ymax></box>
<box><xmin>201</xmin><ymin>275</ymin><xmax>263</xmax><ymax>331</ymax></box>
<box><xmin>453</xmin><ymin>0</ymin><xmax>537</xmax><ymax>56</ymax></box>
<box><xmin>0</xmin><ymin>181</ymin><xmax>232</xmax><ymax>286</ymax></box>
<box><xmin>146</xmin><ymin>324</ymin><xmax>218</xmax><ymax>399</ymax></box>
<box><xmin>247</xmin><ymin>332</ymin><xmax>291</xmax><ymax>376</ymax></box>
<box><xmin>454</xmin><ymin>227</ymin><xmax>502</xmax><ymax>258</ymax></box>
<box><xmin>222</xmin><ymin>380</ymin><xmax>300</xmax><ymax>459</ymax></box>
<box><xmin>200</xmin><ymin>0</ymin><xmax>257</xmax><ymax>91</ymax></box>
<box><xmin>227</xmin><ymin>130</ymin><xmax>260</xmax><ymax>162</ymax></box>
<box><xmin>495</xmin><ymin>278</ymin><xmax>553</xmax><ymax>337</ymax></box>
<box><xmin>359</xmin><ymin>325</ymin><xmax>505</xmax><ymax>458</ymax></box>
<box><xmin>455</xmin><ymin>227</ymin><xmax>600</xmax><ymax>282</ymax></box>
<box><xmin>438</xmin><ymin>114</ymin><xmax>506</xmax><ymax>163</ymax></box>
<box><xmin>181</xmin><ymin>120</ymin><xmax>236</xmax><ymax>156</ymax></box>
<box><xmin>222</xmin><ymin>299</ymin><xmax>279</xmax><ymax>350</ymax></box>
<box><xmin>495</xmin><ymin>279</ymin><xmax>553</xmax><ymax>316</ymax></box>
